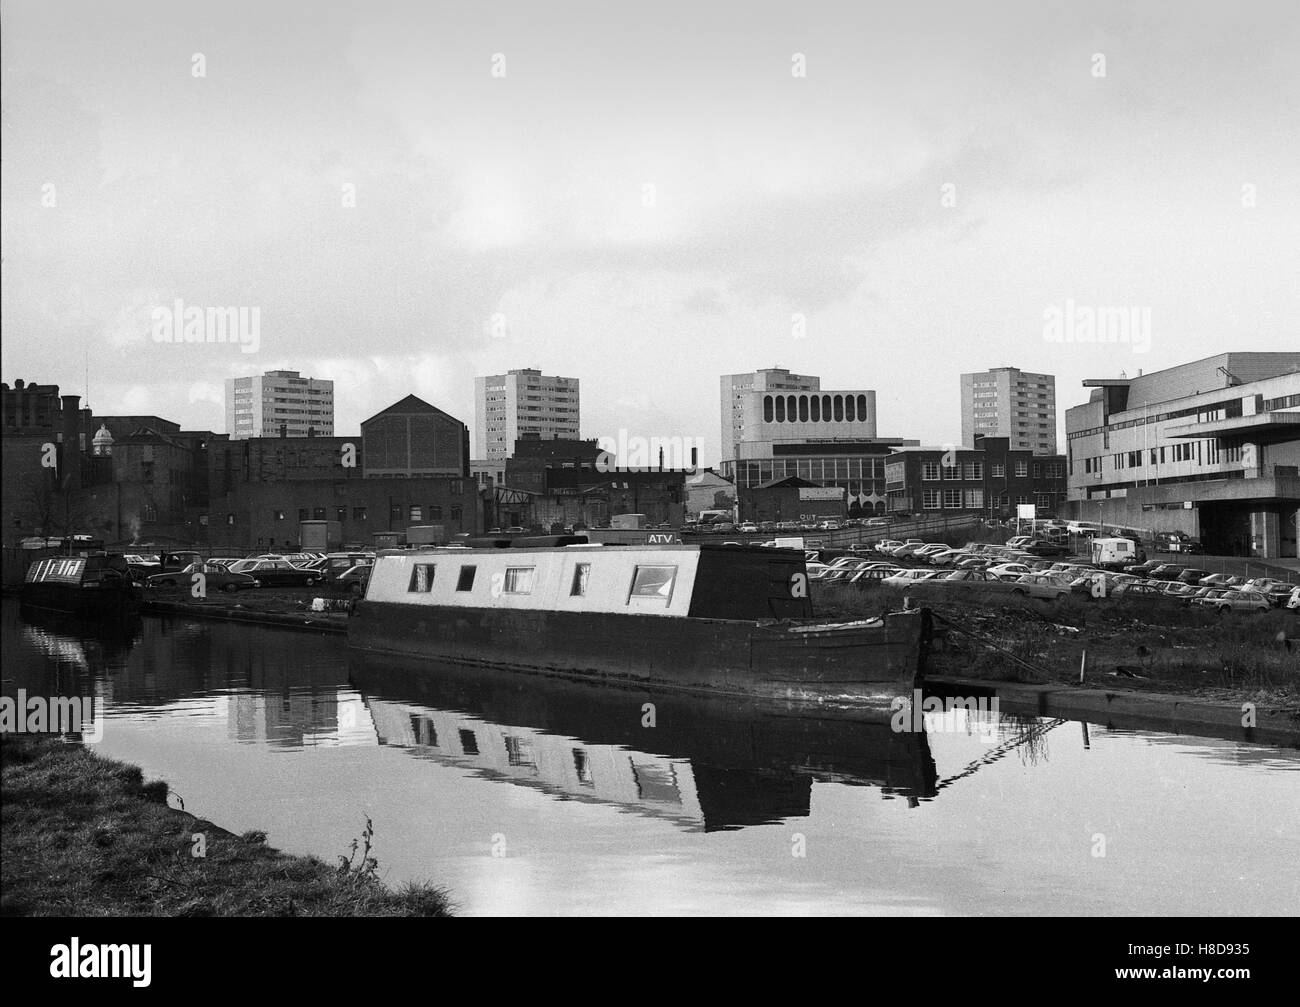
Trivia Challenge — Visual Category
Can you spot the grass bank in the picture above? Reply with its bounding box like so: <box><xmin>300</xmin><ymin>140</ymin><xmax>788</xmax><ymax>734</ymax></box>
<box><xmin>815</xmin><ymin>582</ymin><xmax>1300</xmax><ymax>716</ymax></box>
<box><xmin>0</xmin><ymin>735</ymin><xmax>452</xmax><ymax>917</ymax></box>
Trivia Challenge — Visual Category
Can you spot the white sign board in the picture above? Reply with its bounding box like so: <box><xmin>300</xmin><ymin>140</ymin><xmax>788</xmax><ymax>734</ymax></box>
<box><xmin>1017</xmin><ymin>504</ymin><xmax>1037</xmax><ymax>520</ymax></box>
<box><xmin>798</xmin><ymin>487</ymin><xmax>845</xmax><ymax>501</ymax></box>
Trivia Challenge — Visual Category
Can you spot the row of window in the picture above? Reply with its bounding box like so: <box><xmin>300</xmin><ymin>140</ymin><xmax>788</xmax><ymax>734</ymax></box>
<box><xmin>404</xmin><ymin>562</ymin><xmax>676</xmax><ymax>603</ymax></box>
<box><xmin>268</xmin><ymin>505</ymin><xmax>464</xmax><ymax>522</ymax></box>
<box><xmin>762</xmin><ymin>393</ymin><xmax>870</xmax><ymax>424</ymax></box>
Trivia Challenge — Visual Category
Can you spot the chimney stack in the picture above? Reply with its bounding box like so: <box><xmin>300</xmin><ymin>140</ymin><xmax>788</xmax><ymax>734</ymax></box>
<box><xmin>60</xmin><ymin>394</ymin><xmax>81</xmax><ymax>492</ymax></box>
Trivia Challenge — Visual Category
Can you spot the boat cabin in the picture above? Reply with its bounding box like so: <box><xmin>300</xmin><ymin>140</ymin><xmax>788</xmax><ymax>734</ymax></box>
<box><xmin>364</xmin><ymin>543</ymin><xmax>813</xmax><ymax>621</ymax></box>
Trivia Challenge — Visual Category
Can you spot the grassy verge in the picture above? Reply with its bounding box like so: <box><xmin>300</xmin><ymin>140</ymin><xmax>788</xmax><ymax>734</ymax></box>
<box><xmin>815</xmin><ymin>582</ymin><xmax>1300</xmax><ymax>714</ymax></box>
<box><xmin>1</xmin><ymin>735</ymin><xmax>452</xmax><ymax>917</ymax></box>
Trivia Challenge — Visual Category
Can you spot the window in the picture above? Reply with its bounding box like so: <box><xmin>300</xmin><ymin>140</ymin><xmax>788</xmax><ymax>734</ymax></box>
<box><xmin>298</xmin><ymin>508</ymin><xmax>310</xmax><ymax>521</ymax></box>
<box><xmin>942</xmin><ymin>463</ymin><xmax>961</xmax><ymax>480</ymax></box>
<box><xmin>922</xmin><ymin>462</ymin><xmax>941</xmax><ymax>481</ymax></box>
<box><xmin>274</xmin><ymin>510</ymin><xmax>286</xmax><ymax>521</ymax></box>
<box><xmin>943</xmin><ymin>489</ymin><xmax>962</xmax><ymax>509</ymax></box>
<box><xmin>313</xmin><ymin>507</ymin><xmax>326</xmax><ymax>520</ymax></box>
<box><xmin>503</xmin><ymin>567</ymin><xmax>535</xmax><ymax>594</ymax></box>
<box><xmin>391</xmin><ymin>504</ymin><xmax>402</xmax><ymax>521</ymax></box>
<box><xmin>353</xmin><ymin>506</ymin><xmax>367</xmax><ymax>521</ymax></box>
<box><xmin>408</xmin><ymin>564</ymin><xmax>435</xmax><ymax>592</ymax></box>
<box><xmin>336</xmin><ymin>506</ymin><xmax>346</xmax><ymax>522</ymax></box>
<box><xmin>429</xmin><ymin>505</ymin><xmax>442</xmax><ymax>520</ymax></box>
<box><xmin>570</xmin><ymin>563</ymin><xmax>590</xmax><ymax>596</ymax></box>
<box><xmin>963</xmin><ymin>462</ymin><xmax>983</xmax><ymax>480</ymax></box>
<box><xmin>964</xmin><ymin>489</ymin><xmax>984</xmax><ymax>508</ymax></box>
<box><xmin>456</xmin><ymin>566</ymin><xmax>476</xmax><ymax>591</ymax></box>
<box><xmin>629</xmin><ymin>565</ymin><xmax>677</xmax><ymax>602</ymax></box>
<box><xmin>450</xmin><ymin>480</ymin><xmax>463</xmax><ymax>496</ymax></box>
<box><xmin>450</xmin><ymin>506</ymin><xmax>462</xmax><ymax>522</ymax></box>
<box><xmin>1014</xmin><ymin>460</ymin><xmax>1028</xmax><ymax>478</ymax></box>
<box><xmin>991</xmin><ymin>463</ymin><xmax>1005</xmax><ymax>478</ymax></box>
<box><xmin>409</xmin><ymin>505</ymin><xmax>423</xmax><ymax>521</ymax></box>
<box><xmin>923</xmin><ymin>489</ymin><xmax>942</xmax><ymax>510</ymax></box>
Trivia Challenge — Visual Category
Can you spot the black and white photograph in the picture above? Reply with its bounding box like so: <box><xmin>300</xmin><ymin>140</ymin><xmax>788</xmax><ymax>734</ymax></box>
<box><xmin>1</xmin><ymin>0</ymin><xmax>1296</xmax><ymax>954</ymax></box>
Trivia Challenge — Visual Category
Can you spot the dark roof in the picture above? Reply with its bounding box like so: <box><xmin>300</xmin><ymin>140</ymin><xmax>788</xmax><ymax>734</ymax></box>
<box><xmin>361</xmin><ymin>395</ymin><xmax>462</xmax><ymax>426</ymax></box>
<box><xmin>754</xmin><ymin>475</ymin><xmax>822</xmax><ymax>490</ymax></box>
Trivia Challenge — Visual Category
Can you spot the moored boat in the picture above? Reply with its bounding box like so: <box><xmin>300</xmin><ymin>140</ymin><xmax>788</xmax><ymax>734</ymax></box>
<box><xmin>347</xmin><ymin>539</ymin><xmax>929</xmax><ymax>706</ymax></box>
<box><xmin>20</xmin><ymin>552</ymin><xmax>141</xmax><ymax>619</ymax></box>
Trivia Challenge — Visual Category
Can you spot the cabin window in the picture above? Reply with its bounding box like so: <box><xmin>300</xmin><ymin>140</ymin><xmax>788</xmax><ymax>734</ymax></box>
<box><xmin>503</xmin><ymin>567</ymin><xmax>535</xmax><ymax>594</ymax></box>
<box><xmin>456</xmin><ymin>565</ymin><xmax>477</xmax><ymax>591</ymax></box>
<box><xmin>570</xmin><ymin>563</ymin><xmax>591</xmax><ymax>596</ymax></box>
<box><xmin>408</xmin><ymin>564</ymin><xmax>436</xmax><ymax>592</ymax></box>
<box><xmin>629</xmin><ymin>565</ymin><xmax>677</xmax><ymax>603</ymax></box>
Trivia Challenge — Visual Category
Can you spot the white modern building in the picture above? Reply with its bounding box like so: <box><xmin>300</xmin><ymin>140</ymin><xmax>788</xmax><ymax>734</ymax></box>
<box><xmin>719</xmin><ymin>368</ymin><xmax>913</xmax><ymax>514</ymax></box>
<box><xmin>1065</xmin><ymin>352</ymin><xmax>1300</xmax><ymax>557</ymax></box>
<box><xmin>474</xmin><ymin>369</ymin><xmax>580</xmax><ymax>461</ymax></box>
<box><xmin>224</xmin><ymin>370</ymin><xmax>334</xmax><ymax>439</ymax></box>
<box><xmin>960</xmin><ymin>367</ymin><xmax>1057</xmax><ymax>455</ymax></box>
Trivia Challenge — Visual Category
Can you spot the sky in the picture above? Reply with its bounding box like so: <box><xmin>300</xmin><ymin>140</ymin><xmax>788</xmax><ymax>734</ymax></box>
<box><xmin>3</xmin><ymin>0</ymin><xmax>1298</xmax><ymax>465</ymax></box>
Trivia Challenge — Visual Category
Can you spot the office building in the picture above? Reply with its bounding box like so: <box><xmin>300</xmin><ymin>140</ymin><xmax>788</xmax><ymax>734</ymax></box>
<box><xmin>1064</xmin><ymin>352</ymin><xmax>1300</xmax><ymax>557</ymax></box>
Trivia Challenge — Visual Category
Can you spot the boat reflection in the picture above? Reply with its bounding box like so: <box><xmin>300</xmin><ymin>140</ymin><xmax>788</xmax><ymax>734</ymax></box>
<box><xmin>349</xmin><ymin>654</ymin><xmax>938</xmax><ymax>832</ymax></box>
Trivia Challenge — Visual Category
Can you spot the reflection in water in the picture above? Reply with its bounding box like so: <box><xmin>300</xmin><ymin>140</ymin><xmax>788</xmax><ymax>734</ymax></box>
<box><xmin>5</xmin><ymin>598</ymin><xmax>1299</xmax><ymax>915</ymax></box>
<box><xmin>351</xmin><ymin>655</ymin><xmax>939</xmax><ymax>831</ymax></box>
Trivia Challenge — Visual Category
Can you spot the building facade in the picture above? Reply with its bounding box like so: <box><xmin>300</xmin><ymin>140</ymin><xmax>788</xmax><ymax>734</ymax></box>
<box><xmin>960</xmin><ymin>367</ymin><xmax>1057</xmax><ymax>455</ymax></box>
<box><xmin>719</xmin><ymin>368</ymin><xmax>821</xmax><ymax>466</ymax></box>
<box><xmin>474</xmin><ymin>369</ymin><xmax>580</xmax><ymax>461</ymax></box>
<box><xmin>225</xmin><ymin>370</ymin><xmax>334</xmax><ymax>439</ymax></box>
<box><xmin>885</xmin><ymin>437</ymin><xmax>1068</xmax><ymax>518</ymax></box>
<box><xmin>360</xmin><ymin>395</ymin><xmax>469</xmax><ymax>478</ymax></box>
<box><xmin>1064</xmin><ymin>352</ymin><xmax>1300</xmax><ymax>557</ymax></box>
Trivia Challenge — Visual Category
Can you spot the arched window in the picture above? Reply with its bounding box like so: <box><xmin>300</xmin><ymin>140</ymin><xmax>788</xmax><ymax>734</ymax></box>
<box><xmin>775</xmin><ymin>396</ymin><xmax>785</xmax><ymax>422</ymax></box>
<box><xmin>810</xmin><ymin>395</ymin><xmax>821</xmax><ymax>421</ymax></box>
<box><xmin>833</xmin><ymin>395</ymin><xmax>843</xmax><ymax>421</ymax></box>
<box><xmin>857</xmin><ymin>394</ymin><xmax>867</xmax><ymax>420</ymax></box>
<box><xmin>822</xmin><ymin>394</ymin><xmax>832</xmax><ymax>419</ymax></box>
<box><xmin>845</xmin><ymin>396</ymin><xmax>856</xmax><ymax>422</ymax></box>
<box><xmin>787</xmin><ymin>395</ymin><xmax>797</xmax><ymax>421</ymax></box>
<box><xmin>798</xmin><ymin>395</ymin><xmax>809</xmax><ymax>422</ymax></box>
<box><xmin>763</xmin><ymin>395</ymin><xmax>773</xmax><ymax>422</ymax></box>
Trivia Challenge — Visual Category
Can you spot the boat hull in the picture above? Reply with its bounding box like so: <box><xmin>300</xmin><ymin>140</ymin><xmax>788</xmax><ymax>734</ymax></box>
<box><xmin>347</xmin><ymin>602</ymin><xmax>928</xmax><ymax>705</ymax></box>
<box><xmin>18</xmin><ymin>583</ymin><xmax>141</xmax><ymax>620</ymax></box>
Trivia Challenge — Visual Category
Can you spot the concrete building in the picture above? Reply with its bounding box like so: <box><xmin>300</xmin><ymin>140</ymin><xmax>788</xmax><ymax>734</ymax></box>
<box><xmin>719</xmin><ymin>369</ymin><xmax>914</xmax><ymax>515</ymax></box>
<box><xmin>738</xmin><ymin>476</ymin><xmax>846</xmax><ymax>524</ymax></box>
<box><xmin>685</xmin><ymin>470</ymin><xmax>736</xmax><ymax>519</ymax></box>
<box><xmin>960</xmin><ymin>367</ymin><xmax>1057</xmax><ymax>455</ymax></box>
<box><xmin>885</xmin><ymin>437</ymin><xmax>1067</xmax><ymax>518</ymax></box>
<box><xmin>1064</xmin><ymin>352</ymin><xmax>1300</xmax><ymax>557</ymax></box>
<box><xmin>719</xmin><ymin>367</ymin><xmax>820</xmax><ymax>466</ymax></box>
<box><xmin>474</xmin><ymin>369</ymin><xmax>580</xmax><ymax>461</ymax></box>
<box><xmin>225</xmin><ymin>370</ymin><xmax>334</xmax><ymax>439</ymax></box>
<box><xmin>360</xmin><ymin>395</ymin><xmax>469</xmax><ymax>479</ymax></box>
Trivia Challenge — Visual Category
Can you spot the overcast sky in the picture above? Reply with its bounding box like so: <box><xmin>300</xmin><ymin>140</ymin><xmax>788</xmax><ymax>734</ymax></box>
<box><xmin>3</xmin><ymin>0</ymin><xmax>1297</xmax><ymax>464</ymax></box>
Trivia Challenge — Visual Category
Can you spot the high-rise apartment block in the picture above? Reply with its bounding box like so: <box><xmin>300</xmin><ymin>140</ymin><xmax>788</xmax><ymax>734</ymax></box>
<box><xmin>225</xmin><ymin>370</ymin><xmax>334</xmax><ymax>439</ymax></box>
<box><xmin>474</xmin><ymin>369</ymin><xmax>580</xmax><ymax>461</ymax></box>
<box><xmin>960</xmin><ymin>367</ymin><xmax>1057</xmax><ymax>455</ymax></box>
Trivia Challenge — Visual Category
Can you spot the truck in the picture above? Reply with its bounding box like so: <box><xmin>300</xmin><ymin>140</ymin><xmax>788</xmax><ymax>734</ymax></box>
<box><xmin>406</xmin><ymin>525</ymin><xmax>447</xmax><ymax>547</ymax></box>
<box><xmin>300</xmin><ymin>520</ymin><xmax>342</xmax><ymax>552</ymax></box>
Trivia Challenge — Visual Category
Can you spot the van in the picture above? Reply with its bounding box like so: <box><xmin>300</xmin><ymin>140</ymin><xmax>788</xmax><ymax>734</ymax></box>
<box><xmin>1092</xmin><ymin>537</ymin><xmax>1140</xmax><ymax>569</ymax></box>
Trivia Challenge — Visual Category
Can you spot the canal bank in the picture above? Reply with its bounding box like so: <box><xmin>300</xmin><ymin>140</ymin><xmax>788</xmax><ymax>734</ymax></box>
<box><xmin>0</xmin><ymin>735</ymin><xmax>452</xmax><ymax>917</ymax></box>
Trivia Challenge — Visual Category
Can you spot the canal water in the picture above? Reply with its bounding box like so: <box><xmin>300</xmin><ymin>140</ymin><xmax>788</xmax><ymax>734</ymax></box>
<box><xmin>4</xmin><ymin>599</ymin><xmax>1298</xmax><ymax>915</ymax></box>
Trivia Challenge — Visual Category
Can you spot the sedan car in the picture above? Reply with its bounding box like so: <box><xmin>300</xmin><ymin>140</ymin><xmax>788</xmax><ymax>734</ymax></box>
<box><xmin>226</xmin><ymin>558</ymin><xmax>322</xmax><ymax>587</ymax></box>
<box><xmin>338</xmin><ymin>564</ymin><xmax>372</xmax><ymax>596</ymax></box>
<box><xmin>1197</xmin><ymin>590</ymin><xmax>1272</xmax><ymax>613</ymax></box>
<box><xmin>882</xmin><ymin>569</ymin><xmax>941</xmax><ymax>589</ymax></box>
<box><xmin>146</xmin><ymin>561</ymin><xmax>259</xmax><ymax>593</ymax></box>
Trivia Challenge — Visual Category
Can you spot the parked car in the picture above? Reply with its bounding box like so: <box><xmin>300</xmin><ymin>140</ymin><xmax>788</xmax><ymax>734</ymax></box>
<box><xmin>1197</xmin><ymin>573</ymin><xmax>1242</xmax><ymax>589</ymax></box>
<box><xmin>1022</xmin><ymin>539</ymin><xmax>1070</xmax><ymax>557</ymax></box>
<box><xmin>1011</xmin><ymin>573</ymin><xmax>1075</xmax><ymax>601</ymax></box>
<box><xmin>882</xmin><ymin>569</ymin><xmax>940</xmax><ymax>589</ymax></box>
<box><xmin>985</xmin><ymin>562</ymin><xmax>1033</xmax><ymax>578</ymax></box>
<box><xmin>146</xmin><ymin>561</ymin><xmax>259</xmax><ymax>593</ymax></box>
<box><xmin>226</xmin><ymin>558</ymin><xmax>322</xmax><ymax>587</ymax></box>
<box><xmin>1197</xmin><ymin>590</ymin><xmax>1272</xmax><ymax>614</ymax></box>
<box><xmin>737</xmin><ymin>523</ymin><xmax>759</xmax><ymax>533</ymax></box>
<box><xmin>337</xmin><ymin>564</ymin><xmax>372</xmax><ymax>596</ymax></box>
<box><xmin>1146</xmin><ymin>564</ymin><xmax>1187</xmax><ymax>581</ymax></box>
<box><xmin>1174</xmin><ymin>568</ymin><xmax>1211</xmax><ymax>585</ymax></box>
<box><xmin>1287</xmin><ymin>587</ymin><xmax>1300</xmax><ymax>610</ymax></box>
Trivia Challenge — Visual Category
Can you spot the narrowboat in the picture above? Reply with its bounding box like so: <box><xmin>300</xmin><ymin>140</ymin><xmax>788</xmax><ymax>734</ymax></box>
<box><xmin>20</xmin><ymin>552</ymin><xmax>141</xmax><ymax>619</ymax></box>
<box><xmin>347</xmin><ymin>538</ymin><xmax>930</xmax><ymax>706</ymax></box>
